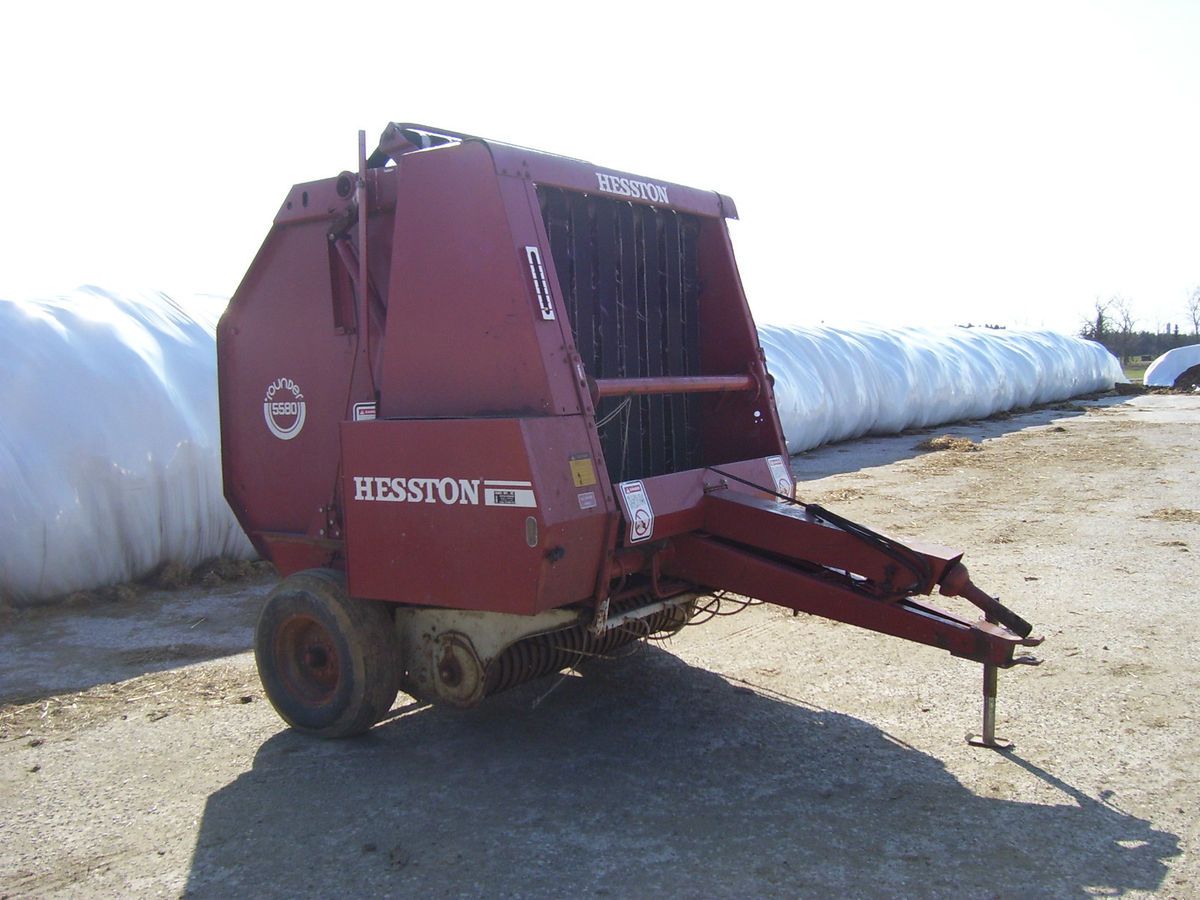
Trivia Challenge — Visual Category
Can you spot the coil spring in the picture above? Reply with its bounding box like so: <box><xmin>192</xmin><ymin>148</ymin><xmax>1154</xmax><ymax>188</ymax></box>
<box><xmin>484</xmin><ymin>602</ymin><xmax>686</xmax><ymax>697</ymax></box>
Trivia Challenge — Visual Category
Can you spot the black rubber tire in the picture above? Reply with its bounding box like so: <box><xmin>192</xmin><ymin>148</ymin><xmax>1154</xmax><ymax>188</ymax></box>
<box><xmin>254</xmin><ymin>568</ymin><xmax>400</xmax><ymax>738</ymax></box>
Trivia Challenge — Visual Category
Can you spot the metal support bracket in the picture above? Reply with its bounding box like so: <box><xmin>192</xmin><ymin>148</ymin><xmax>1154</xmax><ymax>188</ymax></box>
<box><xmin>966</xmin><ymin>662</ymin><xmax>1012</xmax><ymax>750</ymax></box>
<box><xmin>966</xmin><ymin>654</ymin><xmax>1041</xmax><ymax>750</ymax></box>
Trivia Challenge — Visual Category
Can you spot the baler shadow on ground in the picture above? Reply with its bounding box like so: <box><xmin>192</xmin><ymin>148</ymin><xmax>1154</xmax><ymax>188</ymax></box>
<box><xmin>185</xmin><ymin>646</ymin><xmax>1177</xmax><ymax>898</ymax></box>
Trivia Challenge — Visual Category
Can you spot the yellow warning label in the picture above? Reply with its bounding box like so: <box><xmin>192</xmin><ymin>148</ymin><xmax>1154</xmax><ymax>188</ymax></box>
<box><xmin>569</xmin><ymin>454</ymin><xmax>597</xmax><ymax>487</ymax></box>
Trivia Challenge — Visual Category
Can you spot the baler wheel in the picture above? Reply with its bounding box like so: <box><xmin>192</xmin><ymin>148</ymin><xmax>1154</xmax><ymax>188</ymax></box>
<box><xmin>255</xmin><ymin>568</ymin><xmax>400</xmax><ymax>738</ymax></box>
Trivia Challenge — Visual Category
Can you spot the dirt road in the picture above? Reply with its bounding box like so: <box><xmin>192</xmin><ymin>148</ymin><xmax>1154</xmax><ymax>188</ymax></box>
<box><xmin>2</xmin><ymin>394</ymin><xmax>1197</xmax><ymax>897</ymax></box>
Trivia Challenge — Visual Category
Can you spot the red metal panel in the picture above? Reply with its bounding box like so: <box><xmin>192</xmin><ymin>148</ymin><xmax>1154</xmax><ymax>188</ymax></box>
<box><xmin>219</xmin><ymin>169</ymin><xmax>397</xmax><ymax>563</ymax></box>
<box><xmin>340</xmin><ymin>416</ymin><xmax>609</xmax><ymax>614</ymax></box>
<box><xmin>614</xmin><ymin>457</ymin><xmax>784</xmax><ymax>547</ymax></box>
<box><xmin>699</xmin><ymin>492</ymin><xmax>960</xmax><ymax>594</ymax></box>
<box><xmin>488</xmin><ymin>143</ymin><xmax>729</xmax><ymax>218</ymax></box>
<box><xmin>218</xmin><ymin>215</ymin><xmax>357</xmax><ymax>547</ymax></box>
<box><xmin>258</xmin><ymin>533</ymin><xmax>340</xmax><ymax>576</ymax></box>
<box><xmin>376</xmin><ymin>142</ymin><xmax>565</xmax><ymax>420</ymax></box>
<box><xmin>664</xmin><ymin>535</ymin><xmax>1021</xmax><ymax>666</ymax></box>
<box><xmin>494</xmin><ymin>171</ymin><xmax>595</xmax><ymax>418</ymax></box>
<box><xmin>694</xmin><ymin>218</ymin><xmax>788</xmax><ymax>467</ymax></box>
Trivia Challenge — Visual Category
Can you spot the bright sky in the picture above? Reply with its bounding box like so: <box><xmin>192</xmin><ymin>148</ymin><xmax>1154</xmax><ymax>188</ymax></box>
<box><xmin>3</xmin><ymin>0</ymin><xmax>1197</xmax><ymax>336</ymax></box>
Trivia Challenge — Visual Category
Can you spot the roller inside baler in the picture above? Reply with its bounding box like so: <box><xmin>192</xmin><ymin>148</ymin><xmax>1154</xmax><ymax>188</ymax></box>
<box><xmin>217</xmin><ymin>123</ymin><xmax>1042</xmax><ymax>742</ymax></box>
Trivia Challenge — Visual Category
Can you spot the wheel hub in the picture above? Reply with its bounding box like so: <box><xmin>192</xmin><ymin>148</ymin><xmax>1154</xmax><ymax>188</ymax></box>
<box><xmin>276</xmin><ymin>614</ymin><xmax>340</xmax><ymax>704</ymax></box>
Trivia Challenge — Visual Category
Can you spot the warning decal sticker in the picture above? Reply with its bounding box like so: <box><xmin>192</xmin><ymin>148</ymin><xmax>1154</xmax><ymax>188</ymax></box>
<box><xmin>766</xmin><ymin>455</ymin><xmax>793</xmax><ymax>498</ymax></box>
<box><xmin>569</xmin><ymin>454</ymin><xmax>597</xmax><ymax>487</ymax></box>
<box><xmin>618</xmin><ymin>480</ymin><xmax>655</xmax><ymax>543</ymax></box>
<box><xmin>484</xmin><ymin>480</ymin><xmax>537</xmax><ymax>508</ymax></box>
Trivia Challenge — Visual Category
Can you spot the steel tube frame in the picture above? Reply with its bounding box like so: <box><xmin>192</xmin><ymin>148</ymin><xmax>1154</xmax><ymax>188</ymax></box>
<box><xmin>593</xmin><ymin>374</ymin><xmax>757</xmax><ymax>397</ymax></box>
<box><xmin>664</xmin><ymin>534</ymin><xmax>1023</xmax><ymax>666</ymax></box>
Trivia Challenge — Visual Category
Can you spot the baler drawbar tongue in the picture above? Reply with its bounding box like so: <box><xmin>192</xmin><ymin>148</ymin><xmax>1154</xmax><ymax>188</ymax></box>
<box><xmin>662</xmin><ymin>472</ymin><xmax>1042</xmax><ymax>749</ymax></box>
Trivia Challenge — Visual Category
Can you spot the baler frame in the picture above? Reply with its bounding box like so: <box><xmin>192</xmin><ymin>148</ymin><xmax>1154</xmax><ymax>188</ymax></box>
<box><xmin>218</xmin><ymin>123</ymin><xmax>1042</xmax><ymax>744</ymax></box>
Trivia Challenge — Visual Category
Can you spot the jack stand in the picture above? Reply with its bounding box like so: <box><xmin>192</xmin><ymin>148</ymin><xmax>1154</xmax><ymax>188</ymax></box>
<box><xmin>966</xmin><ymin>662</ymin><xmax>1013</xmax><ymax>750</ymax></box>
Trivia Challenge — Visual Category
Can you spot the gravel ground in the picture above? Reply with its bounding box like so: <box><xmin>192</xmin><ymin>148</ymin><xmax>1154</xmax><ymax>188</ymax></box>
<box><xmin>1</xmin><ymin>393</ymin><xmax>1197</xmax><ymax>898</ymax></box>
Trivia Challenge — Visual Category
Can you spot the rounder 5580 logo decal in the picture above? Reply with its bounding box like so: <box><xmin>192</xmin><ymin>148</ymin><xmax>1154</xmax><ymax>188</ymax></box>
<box><xmin>263</xmin><ymin>377</ymin><xmax>306</xmax><ymax>441</ymax></box>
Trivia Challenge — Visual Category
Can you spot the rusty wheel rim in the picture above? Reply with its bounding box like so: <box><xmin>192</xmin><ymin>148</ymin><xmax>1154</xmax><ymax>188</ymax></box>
<box><xmin>275</xmin><ymin>614</ymin><xmax>340</xmax><ymax>705</ymax></box>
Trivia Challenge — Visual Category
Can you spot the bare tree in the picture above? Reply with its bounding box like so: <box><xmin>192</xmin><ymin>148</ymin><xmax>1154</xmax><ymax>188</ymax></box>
<box><xmin>1188</xmin><ymin>286</ymin><xmax>1200</xmax><ymax>336</ymax></box>
<box><xmin>1080</xmin><ymin>298</ymin><xmax>1111</xmax><ymax>341</ymax></box>
<box><xmin>1081</xmin><ymin>296</ymin><xmax>1137</xmax><ymax>360</ymax></box>
<box><xmin>1112</xmin><ymin>297</ymin><xmax>1137</xmax><ymax>364</ymax></box>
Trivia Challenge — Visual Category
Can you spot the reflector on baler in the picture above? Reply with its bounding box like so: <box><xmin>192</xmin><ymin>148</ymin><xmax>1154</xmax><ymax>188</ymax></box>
<box><xmin>217</xmin><ymin>122</ymin><xmax>1041</xmax><ymax>743</ymax></box>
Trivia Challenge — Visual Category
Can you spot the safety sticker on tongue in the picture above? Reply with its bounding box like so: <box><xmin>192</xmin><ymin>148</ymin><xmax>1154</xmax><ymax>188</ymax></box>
<box><xmin>618</xmin><ymin>480</ymin><xmax>655</xmax><ymax>543</ymax></box>
<box><xmin>766</xmin><ymin>455</ymin><xmax>793</xmax><ymax>498</ymax></box>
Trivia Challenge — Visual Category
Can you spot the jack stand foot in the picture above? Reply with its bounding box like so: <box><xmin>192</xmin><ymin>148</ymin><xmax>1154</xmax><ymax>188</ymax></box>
<box><xmin>967</xmin><ymin>733</ymin><xmax>1014</xmax><ymax>750</ymax></box>
<box><xmin>966</xmin><ymin>662</ymin><xmax>1013</xmax><ymax>750</ymax></box>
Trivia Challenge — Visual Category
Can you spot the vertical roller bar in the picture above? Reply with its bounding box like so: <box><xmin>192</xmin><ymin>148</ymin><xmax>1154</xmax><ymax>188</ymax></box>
<box><xmin>680</xmin><ymin>216</ymin><xmax>703</xmax><ymax>470</ymax></box>
<box><xmin>661</xmin><ymin>211</ymin><xmax>687</xmax><ymax>472</ymax></box>
<box><xmin>617</xmin><ymin>201</ymin><xmax>644</xmax><ymax>481</ymax></box>
<box><xmin>591</xmin><ymin>195</ymin><xmax>623</xmax><ymax>473</ymax></box>
<box><xmin>639</xmin><ymin>205</ymin><xmax>667</xmax><ymax>476</ymax></box>
<box><xmin>568</xmin><ymin>192</ymin><xmax>596</xmax><ymax>368</ymax></box>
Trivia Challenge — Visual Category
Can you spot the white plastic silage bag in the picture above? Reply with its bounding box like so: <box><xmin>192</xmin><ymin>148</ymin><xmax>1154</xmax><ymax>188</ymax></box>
<box><xmin>1143</xmin><ymin>344</ymin><xmax>1200</xmax><ymax>387</ymax></box>
<box><xmin>0</xmin><ymin>287</ymin><xmax>253</xmax><ymax>605</ymax></box>
<box><xmin>759</xmin><ymin>324</ymin><xmax>1124</xmax><ymax>453</ymax></box>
